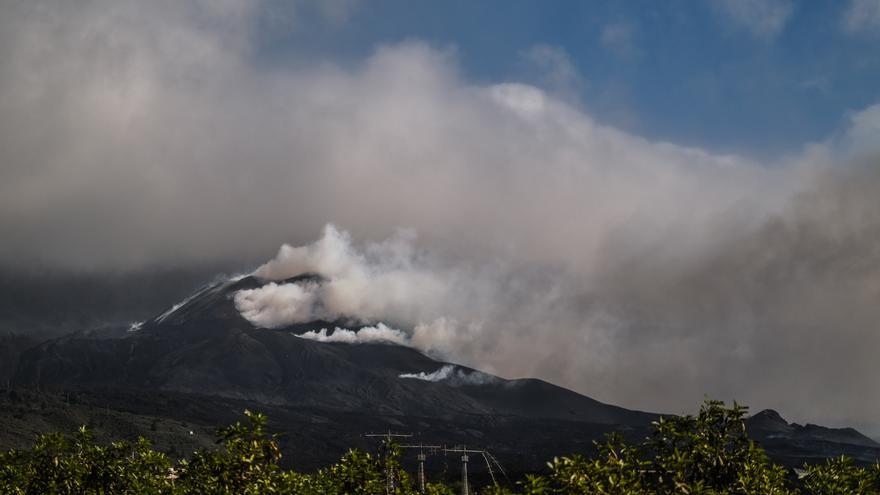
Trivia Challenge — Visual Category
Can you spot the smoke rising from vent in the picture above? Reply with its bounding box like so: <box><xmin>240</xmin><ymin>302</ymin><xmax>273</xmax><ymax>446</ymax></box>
<box><xmin>1</xmin><ymin>1</ymin><xmax>880</xmax><ymax>435</ymax></box>
<box><xmin>238</xmin><ymin>225</ymin><xmax>455</xmax><ymax>328</ymax></box>
<box><xmin>235</xmin><ymin>281</ymin><xmax>322</xmax><ymax>329</ymax></box>
<box><xmin>399</xmin><ymin>365</ymin><xmax>457</xmax><ymax>382</ymax></box>
<box><xmin>296</xmin><ymin>324</ymin><xmax>410</xmax><ymax>346</ymax></box>
<box><xmin>399</xmin><ymin>365</ymin><xmax>499</xmax><ymax>386</ymax></box>
<box><xmin>293</xmin><ymin>320</ymin><xmax>479</xmax><ymax>362</ymax></box>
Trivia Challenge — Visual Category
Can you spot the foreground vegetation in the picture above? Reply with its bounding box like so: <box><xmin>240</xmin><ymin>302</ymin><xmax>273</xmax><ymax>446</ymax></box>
<box><xmin>1</xmin><ymin>400</ymin><xmax>878</xmax><ymax>494</ymax></box>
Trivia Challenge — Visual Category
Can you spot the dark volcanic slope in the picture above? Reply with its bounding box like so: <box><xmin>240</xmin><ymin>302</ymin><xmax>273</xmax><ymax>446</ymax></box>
<box><xmin>3</xmin><ymin>274</ymin><xmax>879</xmax><ymax>470</ymax></box>
<box><xmin>746</xmin><ymin>409</ymin><xmax>880</xmax><ymax>465</ymax></box>
<box><xmin>12</xmin><ymin>275</ymin><xmax>653</xmax><ymax>426</ymax></box>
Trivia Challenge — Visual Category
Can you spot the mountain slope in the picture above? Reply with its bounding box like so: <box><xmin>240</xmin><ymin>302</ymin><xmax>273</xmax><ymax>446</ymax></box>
<box><xmin>3</xmin><ymin>274</ymin><xmax>879</xmax><ymax>470</ymax></box>
<box><xmin>12</xmin><ymin>275</ymin><xmax>654</xmax><ymax>426</ymax></box>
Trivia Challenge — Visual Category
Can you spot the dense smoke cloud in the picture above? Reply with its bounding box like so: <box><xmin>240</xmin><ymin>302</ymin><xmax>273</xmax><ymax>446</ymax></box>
<box><xmin>236</xmin><ymin>281</ymin><xmax>322</xmax><ymax>328</ymax></box>
<box><xmin>234</xmin><ymin>227</ymin><xmax>493</xmax><ymax>359</ymax></box>
<box><xmin>236</xmin><ymin>225</ymin><xmax>454</xmax><ymax>327</ymax></box>
<box><xmin>1</xmin><ymin>1</ymin><xmax>880</xmax><ymax>435</ymax></box>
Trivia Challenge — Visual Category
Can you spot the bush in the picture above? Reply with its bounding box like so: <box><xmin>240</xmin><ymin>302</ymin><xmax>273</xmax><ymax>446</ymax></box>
<box><xmin>0</xmin><ymin>427</ymin><xmax>173</xmax><ymax>494</ymax></box>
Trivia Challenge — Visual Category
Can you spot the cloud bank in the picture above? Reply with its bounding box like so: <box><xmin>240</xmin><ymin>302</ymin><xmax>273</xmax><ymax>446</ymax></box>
<box><xmin>1</xmin><ymin>1</ymin><xmax>880</xmax><ymax>434</ymax></box>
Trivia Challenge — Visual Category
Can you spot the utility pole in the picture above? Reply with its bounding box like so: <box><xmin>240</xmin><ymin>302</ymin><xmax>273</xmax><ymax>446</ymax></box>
<box><xmin>461</xmin><ymin>451</ymin><xmax>469</xmax><ymax>495</ymax></box>
<box><xmin>443</xmin><ymin>446</ymin><xmax>476</xmax><ymax>495</ymax></box>
<box><xmin>399</xmin><ymin>442</ymin><xmax>442</xmax><ymax>493</ymax></box>
<box><xmin>365</xmin><ymin>430</ymin><xmax>413</xmax><ymax>495</ymax></box>
<box><xmin>417</xmin><ymin>451</ymin><xmax>427</xmax><ymax>493</ymax></box>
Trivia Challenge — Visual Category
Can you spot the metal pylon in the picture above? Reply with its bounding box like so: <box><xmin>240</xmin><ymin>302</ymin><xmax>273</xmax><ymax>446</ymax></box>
<box><xmin>461</xmin><ymin>452</ymin><xmax>469</xmax><ymax>495</ymax></box>
<box><xmin>417</xmin><ymin>452</ymin><xmax>427</xmax><ymax>493</ymax></box>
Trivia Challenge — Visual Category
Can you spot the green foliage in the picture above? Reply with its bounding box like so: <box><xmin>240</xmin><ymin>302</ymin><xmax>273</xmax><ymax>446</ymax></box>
<box><xmin>174</xmin><ymin>409</ymin><xmax>285</xmax><ymax>494</ymax></box>
<box><xmin>646</xmin><ymin>399</ymin><xmax>793</xmax><ymax>494</ymax></box>
<box><xmin>802</xmin><ymin>456</ymin><xmax>880</xmax><ymax>495</ymax></box>
<box><xmin>292</xmin><ymin>448</ymin><xmax>385</xmax><ymax>495</ymax></box>
<box><xmin>0</xmin><ymin>427</ymin><xmax>173</xmax><ymax>494</ymax></box>
<box><xmin>1</xmin><ymin>400</ymin><xmax>878</xmax><ymax>494</ymax></box>
<box><xmin>536</xmin><ymin>434</ymin><xmax>651</xmax><ymax>494</ymax></box>
<box><xmin>516</xmin><ymin>400</ymin><xmax>796</xmax><ymax>494</ymax></box>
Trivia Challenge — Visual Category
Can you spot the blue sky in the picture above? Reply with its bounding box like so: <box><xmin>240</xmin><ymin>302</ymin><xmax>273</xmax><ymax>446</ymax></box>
<box><xmin>261</xmin><ymin>0</ymin><xmax>880</xmax><ymax>158</ymax></box>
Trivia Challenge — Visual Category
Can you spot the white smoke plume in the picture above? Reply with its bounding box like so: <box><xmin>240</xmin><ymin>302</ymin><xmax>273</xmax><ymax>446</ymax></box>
<box><xmin>235</xmin><ymin>225</ymin><xmax>475</xmax><ymax>331</ymax></box>
<box><xmin>233</xmin><ymin>226</ymin><xmax>498</xmax><ymax>360</ymax></box>
<box><xmin>245</xmin><ymin>225</ymin><xmax>455</xmax><ymax>326</ymax></box>
<box><xmin>400</xmin><ymin>365</ymin><xmax>456</xmax><ymax>382</ymax></box>
<box><xmin>234</xmin><ymin>281</ymin><xmax>322</xmax><ymax>329</ymax></box>
<box><xmin>400</xmin><ymin>365</ymin><xmax>498</xmax><ymax>386</ymax></box>
<box><xmin>296</xmin><ymin>323</ymin><xmax>409</xmax><ymax>346</ymax></box>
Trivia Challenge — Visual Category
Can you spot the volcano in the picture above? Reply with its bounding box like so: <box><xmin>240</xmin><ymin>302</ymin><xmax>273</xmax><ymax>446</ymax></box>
<box><xmin>1</xmin><ymin>273</ymin><xmax>878</xmax><ymax>473</ymax></box>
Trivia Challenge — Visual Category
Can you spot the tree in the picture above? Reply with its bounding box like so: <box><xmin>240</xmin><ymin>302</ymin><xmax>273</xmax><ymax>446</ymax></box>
<box><xmin>0</xmin><ymin>427</ymin><xmax>173</xmax><ymax>494</ymax></box>
<box><xmin>2</xmin><ymin>399</ymin><xmax>878</xmax><ymax>494</ymax></box>
<box><xmin>646</xmin><ymin>399</ymin><xmax>792</xmax><ymax>494</ymax></box>
<box><xmin>175</xmin><ymin>409</ymin><xmax>285</xmax><ymax>494</ymax></box>
<box><xmin>517</xmin><ymin>400</ymin><xmax>794</xmax><ymax>494</ymax></box>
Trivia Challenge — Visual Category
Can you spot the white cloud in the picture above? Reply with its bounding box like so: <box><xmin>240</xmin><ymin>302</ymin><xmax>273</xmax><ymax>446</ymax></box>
<box><xmin>843</xmin><ymin>0</ymin><xmax>880</xmax><ymax>35</ymax></box>
<box><xmin>519</xmin><ymin>44</ymin><xmax>584</xmax><ymax>100</ymax></box>
<box><xmin>600</xmin><ymin>22</ymin><xmax>638</xmax><ymax>59</ymax></box>
<box><xmin>713</xmin><ymin>0</ymin><xmax>793</xmax><ymax>40</ymax></box>
<box><xmin>839</xmin><ymin>104</ymin><xmax>880</xmax><ymax>156</ymax></box>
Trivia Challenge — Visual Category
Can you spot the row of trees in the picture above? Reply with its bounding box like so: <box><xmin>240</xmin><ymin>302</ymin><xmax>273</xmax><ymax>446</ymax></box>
<box><xmin>1</xmin><ymin>401</ymin><xmax>879</xmax><ymax>494</ymax></box>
